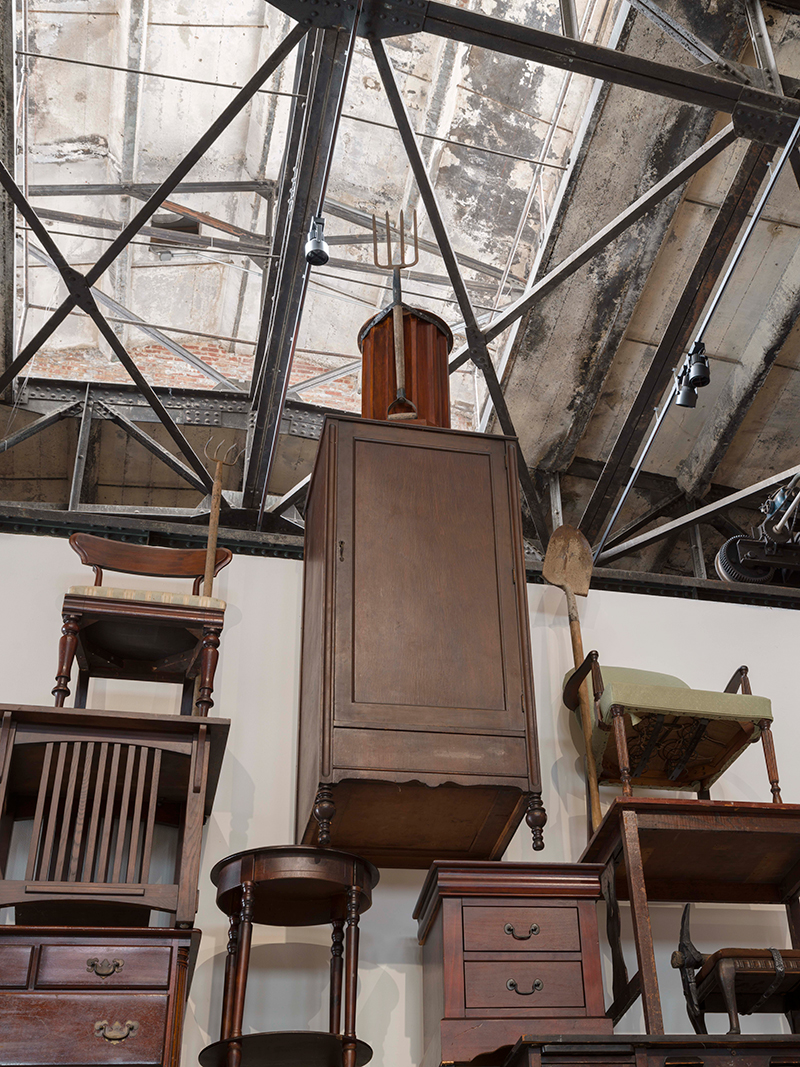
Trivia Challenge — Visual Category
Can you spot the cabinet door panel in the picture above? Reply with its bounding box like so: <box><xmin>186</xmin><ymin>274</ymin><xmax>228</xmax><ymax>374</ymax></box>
<box><xmin>336</xmin><ymin>428</ymin><xmax>523</xmax><ymax>733</ymax></box>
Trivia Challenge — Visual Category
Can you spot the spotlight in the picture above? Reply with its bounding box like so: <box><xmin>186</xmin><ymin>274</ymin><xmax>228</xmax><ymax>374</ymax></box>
<box><xmin>686</xmin><ymin>341</ymin><xmax>710</xmax><ymax>389</ymax></box>
<box><xmin>675</xmin><ymin>382</ymin><xmax>698</xmax><ymax>408</ymax></box>
<box><xmin>305</xmin><ymin>216</ymin><xmax>330</xmax><ymax>266</ymax></box>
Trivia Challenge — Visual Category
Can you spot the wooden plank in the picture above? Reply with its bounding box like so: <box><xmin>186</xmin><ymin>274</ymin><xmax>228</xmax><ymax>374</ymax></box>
<box><xmin>111</xmin><ymin>746</ymin><xmax>136</xmax><ymax>883</ymax></box>
<box><xmin>620</xmin><ymin>810</ymin><xmax>663</xmax><ymax>1034</ymax></box>
<box><xmin>96</xmin><ymin>743</ymin><xmax>121</xmax><ymax>881</ymax></box>
<box><xmin>37</xmin><ymin>742</ymin><xmax>68</xmax><ymax>882</ymax></box>
<box><xmin>140</xmin><ymin>749</ymin><xmax>161</xmax><ymax>884</ymax></box>
<box><xmin>25</xmin><ymin>742</ymin><xmax>53</xmax><ymax>881</ymax></box>
<box><xmin>67</xmin><ymin>740</ymin><xmax>94</xmax><ymax>881</ymax></box>
<box><xmin>53</xmin><ymin>741</ymin><xmax>80</xmax><ymax>880</ymax></box>
<box><xmin>81</xmin><ymin>741</ymin><xmax>107</xmax><ymax>881</ymax></box>
<box><xmin>127</xmin><ymin>746</ymin><xmax>148</xmax><ymax>882</ymax></box>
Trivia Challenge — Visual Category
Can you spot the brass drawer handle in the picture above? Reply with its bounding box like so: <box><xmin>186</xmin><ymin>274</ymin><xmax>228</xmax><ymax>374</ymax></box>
<box><xmin>504</xmin><ymin>922</ymin><xmax>539</xmax><ymax>940</ymax></box>
<box><xmin>87</xmin><ymin>957</ymin><xmax>124</xmax><ymax>978</ymax></box>
<box><xmin>507</xmin><ymin>978</ymin><xmax>544</xmax><ymax>995</ymax></box>
<box><xmin>94</xmin><ymin>1020</ymin><xmax>139</xmax><ymax>1043</ymax></box>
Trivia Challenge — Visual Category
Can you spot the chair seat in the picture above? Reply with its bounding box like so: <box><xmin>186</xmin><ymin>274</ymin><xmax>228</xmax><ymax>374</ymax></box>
<box><xmin>68</xmin><ymin>585</ymin><xmax>226</xmax><ymax>611</ymax></box>
<box><xmin>564</xmin><ymin>665</ymin><xmax>772</xmax><ymax>791</ymax></box>
<box><xmin>698</xmin><ymin>948</ymin><xmax>800</xmax><ymax>984</ymax></box>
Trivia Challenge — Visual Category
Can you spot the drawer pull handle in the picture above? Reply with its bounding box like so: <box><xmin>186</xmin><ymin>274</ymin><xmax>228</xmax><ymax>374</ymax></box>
<box><xmin>507</xmin><ymin>978</ymin><xmax>544</xmax><ymax>995</ymax></box>
<box><xmin>504</xmin><ymin>922</ymin><xmax>539</xmax><ymax>940</ymax></box>
<box><xmin>87</xmin><ymin>957</ymin><xmax>124</xmax><ymax>978</ymax></box>
<box><xmin>94</xmin><ymin>1020</ymin><xmax>139</xmax><ymax>1043</ymax></box>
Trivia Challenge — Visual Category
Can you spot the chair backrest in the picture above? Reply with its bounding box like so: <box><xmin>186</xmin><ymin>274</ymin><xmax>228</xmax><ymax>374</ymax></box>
<box><xmin>69</xmin><ymin>532</ymin><xmax>232</xmax><ymax>594</ymax></box>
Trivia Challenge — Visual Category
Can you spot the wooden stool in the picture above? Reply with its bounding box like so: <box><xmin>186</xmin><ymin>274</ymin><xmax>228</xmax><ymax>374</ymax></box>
<box><xmin>200</xmin><ymin>845</ymin><xmax>379</xmax><ymax>1067</ymax></box>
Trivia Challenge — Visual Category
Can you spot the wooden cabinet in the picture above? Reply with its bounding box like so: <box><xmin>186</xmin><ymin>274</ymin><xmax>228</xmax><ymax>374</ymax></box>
<box><xmin>295</xmin><ymin>416</ymin><xmax>544</xmax><ymax>867</ymax></box>
<box><xmin>0</xmin><ymin>927</ymin><xmax>199</xmax><ymax>1066</ymax></box>
<box><xmin>414</xmin><ymin>862</ymin><xmax>611</xmax><ymax>1067</ymax></box>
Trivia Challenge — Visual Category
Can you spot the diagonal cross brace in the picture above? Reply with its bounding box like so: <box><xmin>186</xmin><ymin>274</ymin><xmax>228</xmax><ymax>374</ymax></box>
<box><xmin>371</xmin><ymin>37</ymin><xmax>550</xmax><ymax>546</ymax></box>
<box><xmin>0</xmin><ymin>22</ymin><xmax>307</xmax><ymax>396</ymax></box>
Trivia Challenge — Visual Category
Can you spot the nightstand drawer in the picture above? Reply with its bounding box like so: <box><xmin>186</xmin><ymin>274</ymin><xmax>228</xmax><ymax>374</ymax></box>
<box><xmin>463</xmin><ymin>906</ymin><xmax>580</xmax><ymax>952</ymax></box>
<box><xmin>464</xmin><ymin>961</ymin><xmax>585</xmax><ymax>1009</ymax></box>
<box><xmin>36</xmin><ymin>945</ymin><xmax>171</xmax><ymax>988</ymax></box>
<box><xmin>0</xmin><ymin>992</ymin><xmax>168</xmax><ymax>1064</ymax></box>
<box><xmin>0</xmin><ymin>946</ymin><xmax>33</xmax><ymax>987</ymax></box>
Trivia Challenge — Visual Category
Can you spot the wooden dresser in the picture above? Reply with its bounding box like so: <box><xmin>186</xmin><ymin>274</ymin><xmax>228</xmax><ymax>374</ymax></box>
<box><xmin>0</xmin><ymin>926</ymin><xmax>199</xmax><ymax>1066</ymax></box>
<box><xmin>295</xmin><ymin>416</ymin><xmax>545</xmax><ymax>867</ymax></box>
<box><xmin>414</xmin><ymin>862</ymin><xmax>611</xmax><ymax>1067</ymax></box>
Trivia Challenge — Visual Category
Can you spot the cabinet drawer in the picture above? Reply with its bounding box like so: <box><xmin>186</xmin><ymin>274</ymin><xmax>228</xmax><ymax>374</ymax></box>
<box><xmin>463</xmin><ymin>906</ymin><xmax>580</xmax><ymax>952</ymax></box>
<box><xmin>464</xmin><ymin>961</ymin><xmax>585</xmax><ymax>1010</ymax></box>
<box><xmin>37</xmin><ymin>946</ymin><xmax>171</xmax><ymax>989</ymax></box>
<box><xmin>0</xmin><ymin>946</ymin><xmax>33</xmax><ymax>987</ymax></box>
<box><xmin>0</xmin><ymin>992</ymin><xmax>168</xmax><ymax>1064</ymax></box>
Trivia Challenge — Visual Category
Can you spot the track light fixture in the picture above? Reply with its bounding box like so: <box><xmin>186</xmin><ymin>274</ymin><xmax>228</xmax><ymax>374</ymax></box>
<box><xmin>304</xmin><ymin>215</ymin><xmax>330</xmax><ymax>266</ymax></box>
<box><xmin>674</xmin><ymin>341</ymin><xmax>709</xmax><ymax>409</ymax></box>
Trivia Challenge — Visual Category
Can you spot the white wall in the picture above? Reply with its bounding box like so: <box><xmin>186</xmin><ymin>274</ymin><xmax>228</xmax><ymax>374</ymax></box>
<box><xmin>1</xmin><ymin>530</ymin><xmax>799</xmax><ymax>1064</ymax></box>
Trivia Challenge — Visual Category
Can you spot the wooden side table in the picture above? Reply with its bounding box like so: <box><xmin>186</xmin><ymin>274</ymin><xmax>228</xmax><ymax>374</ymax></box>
<box><xmin>0</xmin><ymin>925</ymin><xmax>199</xmax><ymax>1066</ymax></box>
<box><xmin>414</xmin><ymin>862</ymin><xmax>611</xmax><ymax>1067</ymax></box>
<box><xmin>200</xmin><ymin>846</ymin><xmax>379</xmax><ymax>1067</ymax></box>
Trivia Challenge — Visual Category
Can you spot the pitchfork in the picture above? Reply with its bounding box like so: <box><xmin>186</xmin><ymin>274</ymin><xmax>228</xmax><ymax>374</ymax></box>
<box><xmin>371</xmin><ymin>210</ymin><xmax>420</xmax><ymax>419</ymax></box>
<box><xmin>202</xmin><ymin>437</ymin><xmax>244</xmax><ymax>596</ymax></box>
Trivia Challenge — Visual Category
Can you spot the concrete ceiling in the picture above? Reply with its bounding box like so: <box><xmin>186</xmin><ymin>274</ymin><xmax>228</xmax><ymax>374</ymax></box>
<box><xmin>2</xmin><ymin>0</ymin><xmax>800</xmax><ymax>586</ymax></box>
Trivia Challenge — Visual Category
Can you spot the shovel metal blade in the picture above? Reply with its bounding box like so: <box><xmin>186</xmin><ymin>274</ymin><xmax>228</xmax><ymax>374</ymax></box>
<box><xmin>542</xmin><ymin>524</ymin><xmax>593</xmax><ymax>598</ymax></box>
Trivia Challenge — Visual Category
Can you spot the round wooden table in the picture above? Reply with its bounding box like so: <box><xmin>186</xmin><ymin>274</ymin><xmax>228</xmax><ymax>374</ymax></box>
<box><xmin>199</xmin><ymin>845</ymin><xmax>379</xmax><ymax>1067</ymax></box>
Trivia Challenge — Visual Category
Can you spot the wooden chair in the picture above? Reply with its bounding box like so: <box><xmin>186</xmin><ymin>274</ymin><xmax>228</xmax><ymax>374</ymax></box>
<box><xmin>53</xmin><ymin>533</ymin><xmax>232</xmax><ymax>716</ymax></box>
<box><xmin>672</xmin><ymin>903</ymin><xmax>800</xmax><ymax>1034</ymax></box>
<box><xmin>563</xmin><ymin>654</ymin><xmax>781</xmax><ymax>802</ymax></box>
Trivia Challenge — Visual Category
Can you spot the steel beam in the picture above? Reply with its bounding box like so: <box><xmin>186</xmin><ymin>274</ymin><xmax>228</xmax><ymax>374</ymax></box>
<box><xmin>286</xmin><ymin>358</ymin><xmax>361</xmax><ymax>398</ymax></box>
<box><xmin>0</xmin><ymin>0</ymin><xmax>11</xmax><ymax>389</ymax></box>
<box><xmin>93</xmin><ymin>398</ymin><xmax>209</xmax><ymax>493</ymax></box>
<box><xmin>269</xmin><ymin>474</ymin><xmax>311</xmax><ymax>515</ymax></box>
<box><xmin>626</xmin><ymin>0</ymin><xmax>736</xmax><ymax>70</ymax></box>
<box><xmin>476</xmin><ymin>124</ymin><xmax>738</xmax><ymax>349</ymax></box>
<box><xmin>596</xmin><ymin>463</ymin><xmax>800</xmax><ymax>565</ymax></box>
<box><xmin>68</xmin><ymin>386</ymin><xmax>93</xmax><ymax>511</ymax></box>
<box><xmin>245</xmin><ymin>28</ymin><xmax>353</xmax><ymax>513</ymax></box>
<box><xmin>0</xmin><ymin>23</ymin><xmax>307</xmax><ymax>396</ymax></box>
<box><xmin>372</xmin><ymin>36</ymin><xmax>550</xmax><ymax>545</ymax></box>
<box><xmin>0</xmin><ymin>400</ymin><xmax>82</xmax><ymax>454</ymax></box>
<box><xmin>579</xmin><ymin>137</ymin><xmax>775</xmax><ymax>541</ymax></box>
<box><xmin>28</xmin><ymin>180</ymin><xmax>275</xmax><ymax>197</ymax></box>
<box><xmin>29</xmin><ymin>205</ymin><xmax>270</xmax><ymax>258</ymax></box>
<box><xmin>24</xmin><ymin>241</ymin><xmax>241</xmax><ymax>390</ymax></box>
<box><xmin>743</xmin><ymin>0</ymin><xmax>782</xmax><ymax>95</ymax></box>
<box><xmin>420</xmin><ymin>0</ymin><xmax>780</xmax><ymax>115</ymax></box>
<box><xmin>558</xmin><ymin>0</ymin><xmax>578</xmax><ymax>39</ymax></box>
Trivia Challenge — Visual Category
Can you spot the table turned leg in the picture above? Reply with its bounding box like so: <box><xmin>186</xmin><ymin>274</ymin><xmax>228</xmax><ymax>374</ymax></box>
<box><xmin>621</xmin><ymin>809</ymin><xmax>663</xmax><ymax>1034</ymax></box>
<box><xmin>227</xmin><ymin>881</ymin><xmax>255</xmax><ymax>1067</ymax></box>
<box><xmin>53</xmin><ymin>613</ymin><xmax>80</xmax><ymax>707</ymax></box>
<box><xmin>343</xmin><ymin>884</ymin><xmax>362</xmax><ymax>1067</ymax></box>
<box><xmin>760</xmin><ymin>720</ymin><xmax>783</xmax><ymax>803</ymax></box>
<box><xmin>718</xmin><ymin>959</ymin><xmax>741</xmax><ymax>1035</ymax></box>
<box><xmin>612</xmin><ymin>707</ymin><xmax>633</xmax><ymax>797</ymax></box>
<box><xmin>221</xmin><ymin>914</ymin><xmax>240</xmax><ymax>1041</ymax></box>
<box><xmin>330</xmin><ymin>919</ymin><xmax>345</xmax><ymax>1035</ymax></box>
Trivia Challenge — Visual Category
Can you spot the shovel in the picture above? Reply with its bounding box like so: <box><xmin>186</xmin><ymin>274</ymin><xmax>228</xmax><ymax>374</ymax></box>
<box><xmin>542</xmin><ymin>524</ymin><xmax>602</xmax><ymax>833</ymax></box>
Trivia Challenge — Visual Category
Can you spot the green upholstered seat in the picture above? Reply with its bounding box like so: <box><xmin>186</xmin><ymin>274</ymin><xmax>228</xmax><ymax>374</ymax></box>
<box><xmin>564</xmin><ymin>664</ymin><xmax>772</xmax><ymax>793</ymax></box>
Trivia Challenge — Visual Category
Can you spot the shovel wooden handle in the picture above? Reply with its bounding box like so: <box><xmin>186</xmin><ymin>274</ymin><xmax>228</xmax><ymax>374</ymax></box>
<box><xmin>565</xmin><ymin>588</ymin><xmax>602</xmax><ymax>832</ymax></box>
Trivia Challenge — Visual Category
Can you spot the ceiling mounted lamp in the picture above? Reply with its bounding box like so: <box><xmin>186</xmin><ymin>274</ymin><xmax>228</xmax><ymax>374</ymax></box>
<box><xmin>675</xmin><ymin>341</ymin><xmax>710</xmax><ymax>409</ymax></box>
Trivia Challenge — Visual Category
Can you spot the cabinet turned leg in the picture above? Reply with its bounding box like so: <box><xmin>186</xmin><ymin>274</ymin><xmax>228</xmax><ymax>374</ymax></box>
<box><xmin>760</xmin><ymin>719</ymin><xmax>783</xmax><ymax>804</ymax></box>
<box><xmin>343</xmin><ymin>885</ymin><xmax>361</xmax><ymax>1067</ymax></box>
<box><xmin>525</xmin><ymin>793</ymin><xmax>547</xmax><ymax>851</ymax></box>
<box><xmin>718</xmin><ymin>960</ymin><xmax>740</xmax><ymax>1035</ymax></box>
<box><xmin>53</xmin><ymin>614</ymin><xmax>80</xmax><ymax>707</ymax></box>
<box><xmin>329</xmin><ymin>919</ymin><xmax>345</xmax><ymax>1035</ymax></box>
<box><xmin>314</xmin><ymin>786</ymin><xmax>336</xmax><ymax>847</ymax></box>
<box><xmin>195</xmin><ymin>625</ymin><xmax>221</xmax><ymax>716</ymax></box>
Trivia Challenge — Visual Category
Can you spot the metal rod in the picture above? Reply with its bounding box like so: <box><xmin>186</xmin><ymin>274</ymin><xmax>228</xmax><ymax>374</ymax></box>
<box><xmin>27</xmin><ymin>180</ymin><xmax>275</xmax><ymax>196</ymax></box>
<box><xmin>0</xmin><ymin>400</ymin><xmax>82</xmax><ymax>454</ymax></box>
<box><xmin>480</xmin><ymin>123</ymin><xmax>737</xmax><ymax>346</ymax></box>
<box><xmin>597</xmin><ymin>461</ymin><xmax>800</xmax><ymax>564</ymax></box>
<box><xmin>559</xmin><ymin>0</ymin><xmax>578</xmax><ymax>38</ymax></box>
<box><xmin>593</xmin><ymin>378</ymin><xmax>678</xmax><ymax>561</ymax></box>
<box><xmin>16</xmin><ymin>49</ymin><xmax>306</xmax><ymax>100</ymax></box>
<box><xmin>342</xmin><ymin>112</ymin><xmax>569</xmax><ymax>168</ymax></box>
<box><xmin>68</xmin><ymin>385</ymin><xmax>92</xmax><ymax>511</ymax></box>
<box><xmin>694</xmin><ymin>114</ymin><xmax>800</xmax><ymax>345</ymax></box>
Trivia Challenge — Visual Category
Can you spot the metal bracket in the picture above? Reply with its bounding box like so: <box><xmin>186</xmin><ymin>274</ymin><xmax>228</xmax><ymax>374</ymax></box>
<box><xmin>733</xmin><ymin>86</ymin><xmax>800</xmax><ymax>144</ymax></box>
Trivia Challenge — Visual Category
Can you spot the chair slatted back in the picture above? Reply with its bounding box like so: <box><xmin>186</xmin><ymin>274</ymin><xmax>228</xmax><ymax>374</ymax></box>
<box><xmin>26</xmin><ymin>740</ymin><xmax>164</xmax><ymax>886</ymax></box>
<box><xmin>69</xmin><ymin>532</ymin><xmax>232</xmax><ymax>594</ymax></box>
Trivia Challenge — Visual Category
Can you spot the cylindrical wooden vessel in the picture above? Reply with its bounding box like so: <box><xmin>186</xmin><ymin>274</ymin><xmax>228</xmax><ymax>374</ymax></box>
<box><xmin>358</xmin><ymin>304</ymin><xmax>453</xmax><ymax>427</ymax></box>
